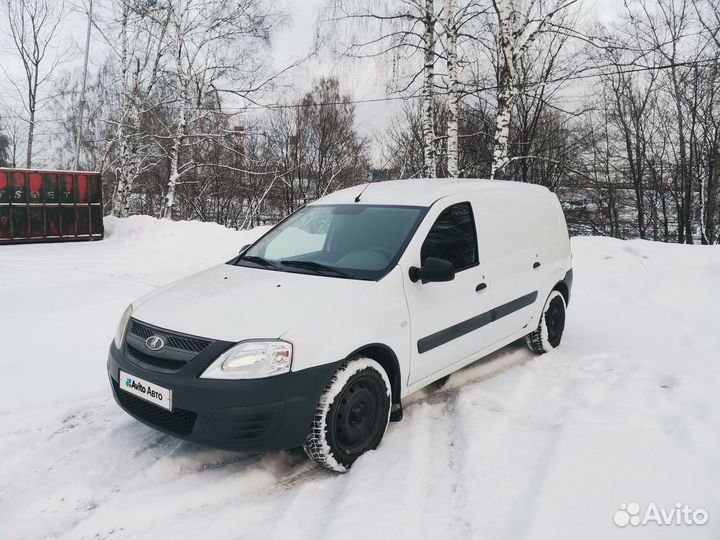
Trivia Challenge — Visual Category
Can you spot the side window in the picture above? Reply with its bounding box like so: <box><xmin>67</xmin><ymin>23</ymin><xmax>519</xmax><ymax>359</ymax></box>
<box><xmin>421</xmin><ymin>202</ymin><xmax>478</xmax><ymax>271</ymax></box>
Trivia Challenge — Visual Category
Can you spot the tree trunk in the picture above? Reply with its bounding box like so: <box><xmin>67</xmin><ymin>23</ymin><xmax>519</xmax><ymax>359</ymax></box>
<box><xmin>421</xmin><ymin>0</ymin><xmax>437</xmax><ymax>178</ymax></box>
<box><xmin>491</xmin><ymin>66</ymin><xmax>513</xmax><ymax>180</ymax></box>
<box><xmin>661</xmin><ymin>192</ymin><xmax>669</xmax><ymax>241</ymax></box>
<box><xmin>25</xmin><ymin>107</ymin><xmax>34</xmax><ymax>168</ymax></box>
<box><xmin>161</xmin><ymin>7</ymin><xmax>191</xmax><ymax>220</ymax></box>
<box><xmin>161</xmin><ymin>106</ymin><xmax>186</xmax><ymax>220</ymax></box>
<box><xmin>445</xmin><ymin>0</ymin><xmax>459</xmax><ymax>178</ymax></box>
<box><xmin>671</xmin><ymin>67</ymin><xmax>692</xmax><ymax>243</ymax></box>
<box><xmin>113</xmin><ymin>5</ymin><xmax>131</xmax><ymax>218</ymax></box>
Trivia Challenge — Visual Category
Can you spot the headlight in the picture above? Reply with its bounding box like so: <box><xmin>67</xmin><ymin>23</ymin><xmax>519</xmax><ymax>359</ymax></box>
<box><xmin>114</xmin><ymin>304</ymin><xmax>133</xmax><ymax>349</ymax></box>
<box><xmin>200</xmin><ymin>340</ymin><xmax>293</xmax><ymax>380</ymax></box>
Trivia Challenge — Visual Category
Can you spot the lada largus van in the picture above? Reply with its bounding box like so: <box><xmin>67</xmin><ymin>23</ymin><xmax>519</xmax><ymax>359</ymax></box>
<box><xmin>109</xmin><ymin>179</ymin><xmax>573</xmax><ymax>472</ymax></box>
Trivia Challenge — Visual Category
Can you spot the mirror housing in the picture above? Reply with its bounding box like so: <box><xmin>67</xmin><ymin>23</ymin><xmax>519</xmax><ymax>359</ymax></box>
<box><xmin>409</xmin><ymin>257</ymin><xmax>455</xmax><ymax>284</ymax></box>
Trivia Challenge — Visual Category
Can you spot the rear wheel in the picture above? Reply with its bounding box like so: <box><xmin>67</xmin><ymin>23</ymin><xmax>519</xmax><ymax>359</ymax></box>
<box><xmin>304</xmin><ymin>358</ymin><xmax>391</xmax><ymax>472</ymax></box>
<box><xmin>526</xmin><ymin>290</ymin><xmax>566</xmax><ymax>354</ymax></box>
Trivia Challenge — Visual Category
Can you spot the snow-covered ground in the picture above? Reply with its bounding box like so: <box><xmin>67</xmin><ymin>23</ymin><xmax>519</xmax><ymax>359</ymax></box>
<box><xmin>1</xmin><ymin>216</ymin><xmax>719</xmax><ymax>540</ymax></box>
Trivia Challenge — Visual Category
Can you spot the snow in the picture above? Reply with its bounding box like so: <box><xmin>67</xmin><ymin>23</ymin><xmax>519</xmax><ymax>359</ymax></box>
<box><xmin>1</xmin><ymin>217</ymin><xmax>719</xmax><ymax>540</ymax></box>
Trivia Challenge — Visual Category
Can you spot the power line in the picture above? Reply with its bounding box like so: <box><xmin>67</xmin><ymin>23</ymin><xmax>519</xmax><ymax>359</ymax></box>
<box><xmin>3</xmin><ymin>54</ymin><xmax>718</xmax><ymax>134</ymax></box>
<box><xmin>203</xmin><ymin>57</ymin><xmax>720</xmax><ymax>113</ymax></box>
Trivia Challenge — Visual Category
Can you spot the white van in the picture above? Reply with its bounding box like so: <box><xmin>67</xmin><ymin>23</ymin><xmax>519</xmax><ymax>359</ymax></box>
<box><xmin>109</xmin><ymin>179</ymin><xmax>572</xmax><ymax>472</ymax></box>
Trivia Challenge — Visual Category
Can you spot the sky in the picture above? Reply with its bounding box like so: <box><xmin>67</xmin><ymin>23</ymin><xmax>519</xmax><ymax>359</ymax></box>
<box><xmin>0</xmin><ymin>0</ymin><xmax>621</xmax><ymax>168</ymax></box>
<box><xmin>0</xmin><ymin>0</ymin><xmax>398</xmax><ymax>166</ymax></box>
<box><xmin>266</xmin><ymin>0</ymin><xmax>403</xmax><ymax>164</ymax></box>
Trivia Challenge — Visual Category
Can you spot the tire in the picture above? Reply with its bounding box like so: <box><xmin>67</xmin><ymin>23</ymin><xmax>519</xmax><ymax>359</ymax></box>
<box><xmin>526</xmin><ymin>290</ymin><xmax>566</xmax><ymax>354</ymax></box>
<box><xmin>304</xmin><ymin>357</ymin><xmax>391</xmax><ymax>473</ymax></box>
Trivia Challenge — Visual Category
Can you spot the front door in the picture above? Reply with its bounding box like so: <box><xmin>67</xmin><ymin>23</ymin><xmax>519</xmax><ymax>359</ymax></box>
<box><xmin>401</xmin><ymin>199</ymin><xmax>493</xmax><ymax>385</ymax></box>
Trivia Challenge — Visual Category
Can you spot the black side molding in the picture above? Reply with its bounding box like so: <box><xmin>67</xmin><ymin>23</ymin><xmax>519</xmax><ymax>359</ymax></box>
<box><xmin>417</xmin><ymin>291</ymin><xmax>538</xmax><ymax>354</ymax></box>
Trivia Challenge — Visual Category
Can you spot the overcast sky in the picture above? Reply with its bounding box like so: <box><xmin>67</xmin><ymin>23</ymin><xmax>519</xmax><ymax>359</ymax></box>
<box><xmin>0</xmin><ymin>0</ymin><xmax>620</xmax><ymax>167</ymax></box>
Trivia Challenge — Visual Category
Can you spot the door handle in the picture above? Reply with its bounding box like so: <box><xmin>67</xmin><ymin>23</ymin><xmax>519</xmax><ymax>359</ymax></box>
<box><xmin>533</xmin><ymin>262</ymin><xmax>541</xmax><ymax>269</ymax></box>
<box><xmin>476</xmin><ymin>283</ymin><xmax>487</xmax><ymax>292</ymax></box>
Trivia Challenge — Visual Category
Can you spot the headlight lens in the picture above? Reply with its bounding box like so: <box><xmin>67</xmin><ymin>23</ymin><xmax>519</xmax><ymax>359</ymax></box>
<box><xmin>114</xmin><ymin>304</ymin><xmax>133</xmax><ymax>349</ymax></box>
<box><xmin>200</xmin><ymin>340</ymin><xmax>293</xmax><ymax>380</ymax></box>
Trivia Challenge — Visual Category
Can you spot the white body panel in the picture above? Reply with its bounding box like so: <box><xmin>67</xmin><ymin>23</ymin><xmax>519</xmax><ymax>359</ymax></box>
<box><xmin>132</xmin><ymin>264</ymin><xmax>372</xmax><ymax>343</ymax></box>
<box><xmin>398</xmin><ymin>194</ymin><xmax>493</xmax><ymax>385</ymax></box>
<box><xmin>280</xmin><ymin>267</ymin><xmax>411</xmax><ymax>374</ymax></box>
<box><xmin>127</xmin><ymin>179</ymin><xmax>571</xmax><ymax>400</ymax></box>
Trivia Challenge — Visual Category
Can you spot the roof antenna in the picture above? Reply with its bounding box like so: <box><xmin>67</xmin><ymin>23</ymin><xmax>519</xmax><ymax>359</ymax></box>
<box><xmin>354</xmin><ymin>174</ymin><xmax>375</xmax><ymax>203</ymax></box>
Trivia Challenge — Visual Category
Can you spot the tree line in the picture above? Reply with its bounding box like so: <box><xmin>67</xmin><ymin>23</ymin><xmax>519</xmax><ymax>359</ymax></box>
<box><xmin>0</xmin><ymin>0</ymin><xmax>719</xmax><ymax>243</ymax></box>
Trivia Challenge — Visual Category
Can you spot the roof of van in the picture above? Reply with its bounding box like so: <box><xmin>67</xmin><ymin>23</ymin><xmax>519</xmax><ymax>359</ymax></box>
<box><xmin>311</xmin><ymin>178</ymin><xmax>550</xmax><ymax>207</ymax></box>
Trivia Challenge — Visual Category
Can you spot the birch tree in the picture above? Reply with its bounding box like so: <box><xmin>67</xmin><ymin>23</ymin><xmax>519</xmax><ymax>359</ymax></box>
<box><xmin>111</xmin><ymin>0</ymin><xmax>169</xmax><ymax>217</ymax></box>
<box><xmin>444</xmin><ymin>0</ymin><xmax>460</xmax><ymax>177</ymax></box>
<box><xmin>155</xmin><ymin>0</ymin><xmax>282</xmax><ymax>219</ymax></box>
<box><xmin>0</xmin><ymin>127</ymin><xmax>9</xmax><ymax>167</ymax></box>
<box><xmin>2</xmin><ymin>0</ymin><xmax>65</xmax><ymax>167</ymax></box>
<box><xmin>441</xmin><ymin>0</ymin><xmax>488</xmax><ymax>177</ymax></box>
<box><xmin>420</xmin><ymin>0</ymin><xmax>438</xmax><ymax>177</ymax></box>
<box><xmin>489</xmin><ymin>0</ymin><xmax>578</xmax><ymax>179</ymax></box>
<box><xmin>323</xmin><ymin>0</ymin><xmax>441</xmax><ymax>177</ymax></box>
<box><xmin>695</xmin><ymin>0</ymin><xmax>720</xmax><ymax>243</ymax></box>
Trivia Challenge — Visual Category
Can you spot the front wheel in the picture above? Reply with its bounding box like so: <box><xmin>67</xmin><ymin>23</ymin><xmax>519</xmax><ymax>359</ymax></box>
<box><xmin>526</xmin><ymin>290</ymin><xmax>566</xmax><ymax>354</ymax></box>
<box><xmin>304</xmin><ymin>358</ymin><xmax>391</xmax><ymax>472</ymax></box>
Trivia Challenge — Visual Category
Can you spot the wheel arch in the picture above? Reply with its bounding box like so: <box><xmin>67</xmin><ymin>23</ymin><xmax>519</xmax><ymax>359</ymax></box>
<box><xmin>553</xmin><ymin>268</ymin><xmax>573</xmax><ymax>306</ymax></box>
<box><xmin>346</xmin><ymin>343</ymin><xmax>401</xmax><ymax>405</ymax></box>
<box><xmin>553</xmin><ymin>280</ymin><xmax>569</xmax><ymax>306</ymax></box>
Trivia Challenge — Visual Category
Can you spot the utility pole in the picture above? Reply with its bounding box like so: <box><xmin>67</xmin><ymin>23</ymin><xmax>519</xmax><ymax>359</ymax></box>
<box><xmin>73</xmin><ymin>0</ymin><xmax>93</xmax><ymax>171</ymax></box>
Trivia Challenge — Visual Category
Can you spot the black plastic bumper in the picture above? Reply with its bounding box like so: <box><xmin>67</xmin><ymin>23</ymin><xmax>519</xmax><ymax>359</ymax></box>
<box><xmin>108</xmin><ymin>343</ymin><xmax>342</xmax><ymax>451</ymax></box>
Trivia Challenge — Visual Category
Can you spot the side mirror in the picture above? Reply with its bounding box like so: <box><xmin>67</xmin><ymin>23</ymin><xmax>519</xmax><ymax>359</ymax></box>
<box><xmin>238</xmin><ymin>243</ymin><xmax>250</xmax><ymax>254</ymax></box>
<box><xmin>409</xmin><ymin>257</ymin><xmax>455</xmax><ymax>284</ymax></box>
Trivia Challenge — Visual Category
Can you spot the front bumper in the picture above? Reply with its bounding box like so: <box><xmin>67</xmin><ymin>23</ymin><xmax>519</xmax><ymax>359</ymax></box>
<box><xmin>108</xmin><ymin>342</ymin><xmax>342</xmax><ymax>451</ymax></box>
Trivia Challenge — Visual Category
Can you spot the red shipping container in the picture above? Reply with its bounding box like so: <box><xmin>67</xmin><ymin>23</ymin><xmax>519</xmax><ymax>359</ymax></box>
<box><xmin>0</xmin><ymin>170</ymin><xmax>9</xmax><ymax>202</ymax></box>
<box><xmin>0</xmin><ymin>206</ymin><xmax>10</xmax><ymax>238</ymax></box>
<box><xmin>29</xmin><ymin>207</ymin><xmax>44</xmax><ymax>237</ymax></box>
<box><xmin>45</xmin><ymin>206</ymin><xmax>60</xmax><ymax>237</ymax></box>
<box><xmin>11</xmin><ymin>171</ymin><xmax>28</xmax><ymax>203</ymax></box>
<box><xmin>42</xmin><ymin>173</ymin><xmax>58</xmax><ymax>203</ymax></box>
<box><xmin>0</xmin><ymin>167</ymin><xmax>103</xmax><ymax>244</ymax></box>
<box><xmin>29</xmin><ymin>173</ymin><xmax>42</xmax><ymax>202</ymax></box>
<box><xmin>11</xmin><ymin>207</ymin><xmax>28</xmax><ymax>238</ymax></box>
<box><xmin>60</xmin><ymin>174</ymin><xmax>74</xmax><ymax>203</ymax></box>
<box><xmin>75</xmin><ymin>174</ymin><xmax>89</xmax><ymax>203</ymax></box>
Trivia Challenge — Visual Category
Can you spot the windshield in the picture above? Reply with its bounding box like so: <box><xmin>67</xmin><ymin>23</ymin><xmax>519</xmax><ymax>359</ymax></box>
<box><xmin>235</xmin><ymin>204</ymin><xmax>426</xmax><ymax>280</ymax></box>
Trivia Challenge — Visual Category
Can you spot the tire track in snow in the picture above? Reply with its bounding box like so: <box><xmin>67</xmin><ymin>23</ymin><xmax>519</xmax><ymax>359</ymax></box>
<box><xmin>439</xmin><ymin>393</ymin><xmax>473</xmax><ymax>538</ymax></box>
<box><xmin>503</xmin><ymin>377</ymin><xmax>577</xmax><ymax>540</ymax></box>
<box><xmin>2</xmin><ymin>341</ymin><xmax>538</xmax><ymax>540</ymax></box>
<box><xmin>188</xmin><ymin>346</ymin><xmax>538</xmax><ymax>540</ymax></box>
<box><xmin>266</xmin><ymin>344</ymin><xmax>536</xmax><ymax>539</ymax></box>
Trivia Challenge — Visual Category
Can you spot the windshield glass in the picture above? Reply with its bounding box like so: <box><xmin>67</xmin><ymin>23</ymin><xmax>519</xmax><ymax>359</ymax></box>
<box><xmin>236</xmin><ymin>204</ymin><xmax>426</xmax><ymax>280</ymax></box>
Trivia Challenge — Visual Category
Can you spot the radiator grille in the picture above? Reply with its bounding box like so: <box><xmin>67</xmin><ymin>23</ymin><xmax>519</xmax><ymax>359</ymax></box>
<box><xmin>127</xmin><ymin>345</ymin><xmax>186</xmax><ymax>372</ymax></box>
<box><xmin>129</xmin><ymin>320</ymin><xmax>211</xmax><ymax>353</ymax></box>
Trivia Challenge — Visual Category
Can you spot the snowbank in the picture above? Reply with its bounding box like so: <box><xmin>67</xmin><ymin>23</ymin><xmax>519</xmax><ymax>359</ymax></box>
<box><xmin>104</xmin><ymin>215</ymin><xmax>270</xmax><ymax>247</ymax></box>
<box><xmin>1</xmin><ymin>218</ymin><xmax>719</xmax><ymax>540</ymax></box>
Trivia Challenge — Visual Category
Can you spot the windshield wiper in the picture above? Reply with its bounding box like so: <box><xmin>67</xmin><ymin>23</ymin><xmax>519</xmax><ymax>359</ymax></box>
<box><xmin>280</xmin><ymin>260</ymin><xmax>353</xmax><ymax>279</ymax></box>
<box><xmin>237</xmin><ymin>255</ymin><xmax>281</xmax><ymax>271</ymax></box>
